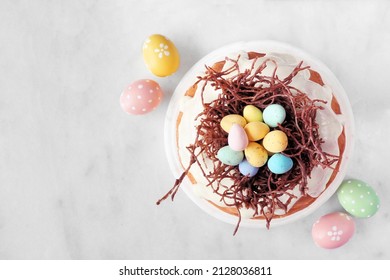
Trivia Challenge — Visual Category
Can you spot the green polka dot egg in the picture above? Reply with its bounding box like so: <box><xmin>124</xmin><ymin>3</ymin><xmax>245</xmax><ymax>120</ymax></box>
<box><xmin>337</xmin><ymin>179</ymin><xmax>380</xmax><ymax>218</ymax></box>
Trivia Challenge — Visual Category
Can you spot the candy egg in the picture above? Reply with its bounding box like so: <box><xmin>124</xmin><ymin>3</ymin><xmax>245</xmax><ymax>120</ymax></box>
<box><xmin>263</xmin><ymin>130</ymin><xmax>288</xmax><ymax>153</ymax></box>
<box><xmin>244</xmin><ymin>121</ymin><xmax>270</xmax><ymax>141</ymax></box>
<box><xmin>228</xmin><ymin>124</ymin><xmax>248</xmax><ymax>151</ymax></box>
<box><xmin>312</xmin><ymin>212</ymin><xmax>355</xmax><ymax>249</ymax></box>
<box><xmin>142</xmin><ymin>34</ymin><xmax>180</xmax><ymax>77</ymax></box>
<box><xmin>220</xmin><ymin>114</ymin><xmax>247</xmax><ymax>133</ymax></box>
<box><xmin>239</xmin><ymin>159</ymin><xmax>259</xmax><ymax>177</ymax></box>
<box><xmin>120</xmin><ymin>79</ymin><xmax>163</xmax><ymax>115</ymax></box>
<box><xmin>243</xmin><ymin>105</ymin><xmax>263</xmax><ymax>122</ymax></box>
<box><xmin>244</xmin><ymin>142</ymin><xmax>268</xmax><ymax>167</ymax></box>
<box><xmin>217</xmin><ymin>146</ymin><xmax>244</xmax><ymax>166</ymax></box>
<box><xmin>337</xmin><ymin>179</ymin><xmax>380</xmax><ymax>218</ymax></box>
<box><xmin>267</xmin><ymin>154</ymin><xmax>293</xmax><ymax>174</ymax></box>
<box><xmin>263</xmin><ymin>104</ymin><xmax>286</xmax><ymax>127</ymax></box>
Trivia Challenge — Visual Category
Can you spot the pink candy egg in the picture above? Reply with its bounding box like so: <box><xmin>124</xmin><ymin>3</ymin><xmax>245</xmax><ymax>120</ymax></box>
<box><xmin>228</xmin><ymin>123</ymin><xmax>249</xmax><ymax>151</ymax></box>
<box><xmin>120</xmin><ymin>79</ymin><xmax>163</xmax><ymax>115</ymax></box>
<box><xmin>312</xmin><ymin>212</ymin><xmax>355</xmax><ymax>249</ymax></box>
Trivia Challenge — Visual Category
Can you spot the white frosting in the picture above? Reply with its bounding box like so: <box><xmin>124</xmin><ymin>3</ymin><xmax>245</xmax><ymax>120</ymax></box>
<box><xmin>177</xmin><ymin>51</ymin><xmax>343</xmax><ymax>218</ymax></box>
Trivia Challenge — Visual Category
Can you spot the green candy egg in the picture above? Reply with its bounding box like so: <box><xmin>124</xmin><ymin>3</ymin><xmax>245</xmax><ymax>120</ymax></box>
<box><xmin>217</xmin><ymin>145</ymin><xmax>244</xmax><ymax>166</ymax></box>
<box><xmin>337</xmin><ymin>179</ymin><xmax>380</xmax><ymax>218</ymax></box>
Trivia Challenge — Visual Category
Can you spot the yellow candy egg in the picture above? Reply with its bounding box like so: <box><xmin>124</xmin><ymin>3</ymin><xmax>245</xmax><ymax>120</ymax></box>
<box><xmin>244</xmin><ymin>142</ymin><xmax>268</xmax><ymax>167</ymax></box>
<box><xmin>220</xmin><ymin>114</ymin><xmax>247</xmax><ymax>133</ymax></box>
<box><xmin>244</xmin><ymin>121</ymin><xmax>270</xmax><ymax>141</ymax></box>
<box><xmin>143</xmin><ymin>34</ymin><xmax>180</xmax><ymax>77</ymax></box>
<box><xmin>263</xmin><ymin>130</ymin><xmax>288</xmax><ymax>153</ymax></box>
<box><xmin>243</xmin><ymin>105</ymin><xmax>263</xmax><ymax>122</ymax></box>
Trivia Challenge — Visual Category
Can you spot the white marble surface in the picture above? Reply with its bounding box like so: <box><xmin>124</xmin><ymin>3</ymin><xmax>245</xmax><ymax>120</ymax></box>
<box><xmin>0</xmin><ymin>0</ymin><xmax>389</xmax><ymax>259</ymax></box>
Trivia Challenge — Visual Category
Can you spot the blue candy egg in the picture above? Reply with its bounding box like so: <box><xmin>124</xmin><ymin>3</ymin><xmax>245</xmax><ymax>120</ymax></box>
<box><xmin>263</xmin><ymin>104</ymin><xmax>286</xmax><ymax>127</ymax></box>
<box><xmin>267</xmin><ymin>154</ymin><xmax>293</xmax><ymax>174</ymax></box>
<box><xmin>239</xmin><ymin>159</ymin><xmax>259</xmax><ymax>177</ymax></box>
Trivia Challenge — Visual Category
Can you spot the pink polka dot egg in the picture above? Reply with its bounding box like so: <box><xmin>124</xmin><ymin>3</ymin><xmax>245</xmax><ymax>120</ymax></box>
<box><xmin>120</xmin><ymin>79</ymin><xmax>163</xmax><ymax>115</ymax></box>
<box><xmin>312</xmin><ymin>212</ymin><xmax>355</xmax><ymax>249</ymax></box>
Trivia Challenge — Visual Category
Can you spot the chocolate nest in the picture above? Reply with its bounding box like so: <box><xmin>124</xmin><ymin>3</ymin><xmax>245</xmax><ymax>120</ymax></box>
<box><xmin>158</xmin><ymin>56</ymin><xmax>339</xmax><ymax>234</ymax></box>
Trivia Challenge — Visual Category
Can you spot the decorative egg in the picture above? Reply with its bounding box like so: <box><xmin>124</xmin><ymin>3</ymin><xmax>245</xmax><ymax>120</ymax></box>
<box><xmin>217</xmin><ymin>146</ymin><xmax>244</xmax><ymax>166</ymax></box>
<box><xmin>312</xmin><ymin>212</ymin><xmax>355</xmax><ymax>249</ymax></box>
<box><xmin>120</xmin><ymin>79</ymin><xmax>163</xmax><ymax>115</ymax></box>
<box><xmin>220</xmin><ymin>114</ymin><xmax>247</xmax><ymax>133</ymax></box>
<box><xmin>244</xmin><ymin>142</ymin><xmax>268</xmax><ymax>167</ymax></box>
<box><xmin>337</xmin><ymin>179</ymin><xmax>380</xmax><ymax>218</ymax></box>
<box><xmin>243</xmin><ymin>105</ymin><xmax>263</xmax><ymax>122</ymax></box>
<box><xmin>263</xmin><ymin>130</ymin><xmax>288</xmax><ymax>153</ymax></box>
<box><xmin>239</xmin><ymin>159</ymin><xmax>259</xmax><ymax>177</ymax></box>
<box><xmin>142</xmin><ymin>34</ymin><xmax>180</xmax><ymax>77</ymax></box>
<box><xmin>244</xmin><ymin>121</ymin><xmax>270</xmax><ymax>141</ymax></box>
<box><xmin>228</xmin><ymin>124</ymin><xmax>249</xmax><ymax>151</ymax></box>
<box><xmin>267</xmin><ymin>154</ymin><xmax>293</xmax><ymax>174</ymax></box>
<box><xmin>263</xmin><ymin>104</ymin><xmax>286</xmax><ymax>127</ymax></box>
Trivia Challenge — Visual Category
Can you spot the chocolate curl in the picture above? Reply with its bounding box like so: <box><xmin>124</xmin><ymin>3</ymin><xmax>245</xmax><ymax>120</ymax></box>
<box><xmin>156</xmin><ymin>155</ymin><xmax>196</xmax><ymax>205</ymax></box>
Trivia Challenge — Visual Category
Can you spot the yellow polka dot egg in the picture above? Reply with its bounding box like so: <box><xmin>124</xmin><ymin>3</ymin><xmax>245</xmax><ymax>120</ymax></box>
<box><xmin>143</xmin><ymin>34</ymin><xmax>180</xmax><ymax>77</ymax></box>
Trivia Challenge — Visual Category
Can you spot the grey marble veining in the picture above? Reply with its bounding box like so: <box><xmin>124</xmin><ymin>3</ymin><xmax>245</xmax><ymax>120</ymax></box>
<box><xmin>0</xmin><ymin>0</ymin><xmax>389</xmax><ymax>259</ymax></box>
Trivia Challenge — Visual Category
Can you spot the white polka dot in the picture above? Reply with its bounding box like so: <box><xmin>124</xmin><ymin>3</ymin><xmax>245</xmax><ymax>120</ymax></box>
<box><xmin>137</xmin><ymin>95</ymin><xmax>142</xmax><ymax>99</ymax></box>
<box><xmin>361</xmin><ymin>209</ymin><xmax>365</xmax><ymax>212</ymax></box>
<box><xmin>352</xmin><ymin>200</ymin><xmax>355</xmax><ymax>204</ymax></box>
<box><xmin>338</xmin><ymin>230</ymin><xmax>343</xmax><ymax>235</ymax></box>
<box><xmin>155</xmin><ymin>86</ymin><xmax>159</xmax><ymax>90</ymax></box>
<box><xmin>347</xmin><ymin>180</ymin><xmax>352</xmax><ymax>184</ymax></box>
<box><xmin>149</xmin><ymin>89</ymin><xmax>154</xmax><ymax>93</ymax></box>
<box><xmin>146</xmin><ymin>80</ymin><xmax>150</xmax><ymax>83</ymax></box>
<box><xmin>360</xmin><ymin>195</ymin><xmax>364</xmax><ymax>199</ymax></box>
<box><xmin>367</xmin><ymin>191</ymin><xmax>371</xmax><ymax>194</ymax></box>
<box><xmin>332</xmin><ymin>226</ymin><xmax>337</xmax><ymax>231</ymax></box>
<box><xmin>358</xmin><ymin>183</ymin><xmax>362</xmax><ymax>187</ymax></box>
<box><xmin>127</xmin><ymin>95</ymin><xmax>131</xmax><ymax>99</ymax></box>
<box><xmin>142</xmin><ymin>108</ymin><xmax>146</xmax><ymax>112</ymax></box>
<box><xmin>367</xmin><ymin>215</ymin><xmax>371</xmax><ymax>217</ymax></box>
<box><xmin>341</xmin><ymin>190</ymin><xmax>344</xmax><ymax>194</ymax></box>
<box><xmin>336</xmin><ymin>236</ymin><xmax>341</xmax><ymax>241</ymax></box>
<box><xmin>370</xmin><ymin>202</ymin><xmax>373</xmax><ymax>206</ymax></box>
<box><xmin>351</xmin><ymin>209</ymin><xmax>355</xmax><ymax>212</ymax></box>
<box><xmin>148</xmin><ymin>99</ymin><xmax>153</xmax><ymax>103</ymax></box>
<box><xmin>327</xmin><ymin>231</ymin><xmax>332</xmax><ymax>236</ymax></box>
<box><xmin>349</xmin><ymin>190</ymin><xmax>353</xmax><ymax>193</ymax></box>
<box><xmin>138</xmin><ymin>84</ymin><xmax>143</xmax><ymax>89</ymax></box>
<box><xmin>158</xmin><ymin>96</ymin><xmax>161</xmax><ymax>100</ymax></box>
<box><xmin>131</xmin><ymin>106</ymin><xmax>136</xmax><ymax>110</ymax></box>
<box><xmin>377</xmin><ymin>205</ymin><xmax>380</xmax><ymax>208</ymax></box>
